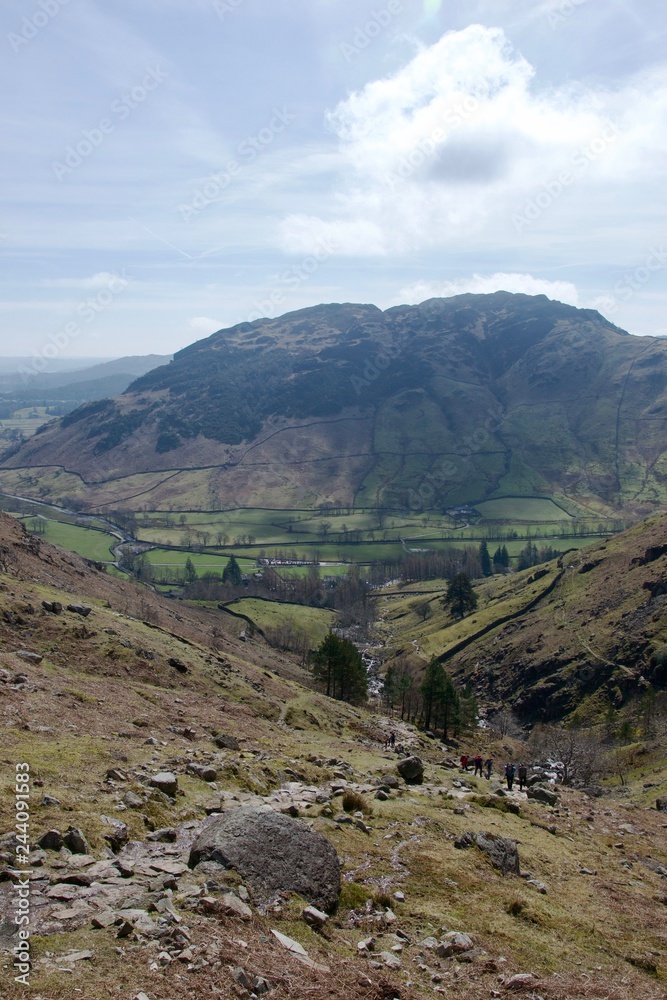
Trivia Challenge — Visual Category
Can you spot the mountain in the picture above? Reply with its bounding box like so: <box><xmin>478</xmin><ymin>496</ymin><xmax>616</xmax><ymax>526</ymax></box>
<box><xmin>379</xmin><ymin>511</ymin><xmax>667</xmax><ymax>723</ymax></box>
<box><xmin>2</xmin><ymin>293</ymin><xmax>667</xmax><ymax>515</ymax></box>
<box><xmin>1</xmin><ymin>510</ymin><xmax>667</xmax><ymax>1000</ymax></box>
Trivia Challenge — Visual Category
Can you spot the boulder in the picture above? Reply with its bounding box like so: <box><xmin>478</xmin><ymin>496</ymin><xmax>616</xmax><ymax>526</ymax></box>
<box><xmin>189</xmin><ymin>806</ymin><xmax>341</xmax><ymax>911</ymax></box>
<box><xmin>454</xmin><ymin>830</ymin><xmax>520</xmax><ymax>876</ymax></box>
<box><xmin>656</xmin><ymin>797</ymin><xmax>667</xmax><ymax>812</ymax></box>
<box><xmin>67</xmin><ymin>604</ymin><xmax>91</xmax><ymax>617</ymax></box>
<box><xmin>213</xmin><ymin>733</ymin><xmax>240</xmax><ymax>750</ymax></box>
<box><xmin>63</xmin><ymin>826</ymin><xmax>90</xmax><ymax>855</ymax></box>
<box><xmin>42</xmin><ymin>601</ymin><xmax>62</xmax><ymax>615</ymax></box>
<box><xmin>16</xmin><ymin>650</ymin><xmax>42</xmax><ymax>664</ymax></box>
<box><xmin>437</xmin><ymin>931</ymin><xmax>474</xmax><ymax>957</ymax></box>
<box><xmin>379</xmin><ymin>774</ymin><xmax>399</xmax><ymax>789</ymax></box>
<box><xmin>150</xmin><ymin>772</ymin><xmax>178</xmax><ymax>796</ymax></box>
<box><xmin>397</xmin><ymin>756</ymin><xmax>424</xmax><ymax>785</ymax></box>
<box><xmin>527</xmin><ymin>784</ymin><xmax>559</xmax><ymax>806</ymax></box>
<box><xmin>37</xmin><ymin>829</ymin><xmax>64</xmax><ymax>851</ymax></box>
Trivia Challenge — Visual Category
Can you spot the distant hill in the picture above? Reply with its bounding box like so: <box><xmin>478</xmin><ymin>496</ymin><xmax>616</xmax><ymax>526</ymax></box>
<box><xmin>15</xmin><ymin>354</ymin><xmax>172</xmax><ymax>391</ymax></box>
<box><xmin>2</xmin><ymin>293</ymin><xmax>667</xmax><ymax>514</ymax></box>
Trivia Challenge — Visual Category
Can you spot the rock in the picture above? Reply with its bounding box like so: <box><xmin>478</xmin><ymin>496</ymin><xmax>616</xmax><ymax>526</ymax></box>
<box><xmin>419</xmin><ymin>936</ymin><xmax>439</xmax><ymax>949</ymax></box>
<box><xmin>380</xmin><ymin>774</ymin><xmax>399</xmax><ymax>788</ymax></box>
<box><xmin>231</xmin><ymin>967</ymin><xmax>252</xmax><ymax>989</ymax></box>
<box><xmin>168</xmin><ymin>657</ymin><xmax>188</xmax><ymax>673</ymax></box>
<box><xmin>150</xmin><ymin>772</ymin><xmax>178</xmax><ymax>796</ymax></box>
<box><xmin>106</xmin><ymin>768</ymin><xmax>128</xmax><ymax>781</ymax></box>
<box><xmin>379</xmin><ymin>950</ymin><xmax>401</xmax><ymax>969</ymax></box>
<box><xmin>526</xmin><ymin>784</ymin><xmax>559</xmax><ymax>806</ymax></box>
<box><xmin>146</xmin><ymin>827</ymin><xmax>178</xmax><ymax>843</ymax></box>
<box><xmin>393</xmin><ymin>890</ymin><xmax>405</xmax><ymax>902</ymax></box>
<box><xmin>657</xmin><ymin>797</ymin><xmax>667</xmax><ymax>812</ymax></box>
<box><xmin>218</xmin><ymin>892</ymin><xmax>253</xmax><ymax>920</ymax></box>
<box><xmin>16</xmin><ymin>650</ymin><xmax>42</xmax><ymax>664</ymax></box>
<box><xmin>189</xmin><ymin>806</ymin><xmax>341</xmax><ymax>911</ymax></box>
<box><xmin>504</xmin><ymin>972</ymin><xmax>538</xmax><ymax>989</ymax></box>
<box><xmin>67</xmin><ymin>604</ymin><xmax>91</xmax><ymax>616</ymax></box>
<box><xmin>397</xmin><ymin>756</ymin><xmax>424</xmax><ymax>785</ymax></box>
<box><xmin>42</xmin><ymin>600</ymin><xmax>62</xmax><ymax>614</ymax></box>
<box><xmin>63</xmin><ymin>826</ymin><xmax>90</xmax><ymax>855</ymax></box>
<box><xmin>40</xmin><ymin>795</ymin><xmax>60</xmax><ymax>807</ymax></box>
<box><xmin>454</xmin><ymin>831</ymin><xmax>520</xmax><ymax>876</ymax></box>
<box><xmin>92</xmin><ymin>910</ymin><xmax>117</xmax><ymax>929</ymax></box>
<box><xmin>303</xmin><ymin>905</ymin><xmax>328</xmax><ymax>928</ymax></box>
<box><xmin>123</xmin><ymin>791</ymin><xmax>144</xmax><ymax>809</ymax></box>
<box><xmin>37</xmin><ymin>829</ymin><xmax>63</xmax><ymax>851</ymax></box>
<box><xmin>55</xmin><ymin>950</ymin><xmax>93</xmax><ymax>963</ymax></box>
<box><xmin>527</xmin><ymin>879</ymin><xmax>548</xmax><ymax>894</ymax></box>
<box><xmin>186</xmin><ymin>763</ymin><xmax>218</xmax><ymax>782</ymax></box>
<box><xmin>133</xmin><ymin>994</ymin><xmax>151</xmax><ymax>1000</ymax></box>
<box><xmin>374</xmin><ymin>790</ymin><xmax>389</xmax><ymax>801</ymax></box>
<box><xmin>213</xmin><ymin>733</ymin><xmax>240</xmax><ymax>750</ymax></box>
<box><xmin>437</xmin><ymin>931</ymin><xmax>474</xmax><ymax>957</ymax></box>
<box><xmin>358</xmin><ymin>936</ymin><xmax>376</xmax><ymax>952</ymax></box>
<box><xmin>253</xmin><ymin>976</ymin><xmax>272</xmax><ymax>995</ymax></box>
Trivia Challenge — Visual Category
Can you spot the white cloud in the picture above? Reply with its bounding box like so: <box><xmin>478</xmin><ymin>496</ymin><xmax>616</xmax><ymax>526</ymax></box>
<box><xmin>187</xmin><ymin>316</ymin><xmax>222</xmax><ymax>334</ymax></box>
<box><xmin>392</xmin><ymin>273</ymin><xmax>581</xmax><ymax>306</ymax></box>
<box><xmin>277</xmin><ymin>24</ymin><xmax>667</xmax><ymax>256</ymax></box>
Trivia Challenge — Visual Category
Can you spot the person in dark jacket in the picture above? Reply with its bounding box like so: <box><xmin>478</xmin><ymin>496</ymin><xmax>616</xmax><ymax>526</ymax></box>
<box><xmin>505</xmin><ymin>762</ymin><xmax>515</xmax><ymax>790</ymax></box>
<box><xmin>518</xmin><ymin>763</ymin><xmax>528</xmax><ymax>791</ymax></box>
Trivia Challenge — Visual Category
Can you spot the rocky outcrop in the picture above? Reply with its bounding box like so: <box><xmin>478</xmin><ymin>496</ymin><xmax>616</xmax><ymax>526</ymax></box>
<box><xmin>455</xmin><ymin>830</ymin><xmax>520</xmax><ymax>875</ymax></box>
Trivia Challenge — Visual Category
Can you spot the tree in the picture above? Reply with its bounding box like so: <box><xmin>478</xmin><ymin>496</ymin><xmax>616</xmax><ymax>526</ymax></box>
<box><xmin>443</xmin><ymin>572</ymin><xmax>478</xmax><ymax>619</ymax></box>
<box><xmin>420</xmin><ymin>657</ymin><xmax>446</xmax><ymax>732</ymax></box>
<box><xmin>479</xmin><ymin>540</ymin><xmax>492</xmax><ymax>577</ymax></box>
<box><xmin>312</xmin><ymin>631</ymin><xmax>367</xmax><ymax>704</ymax></box>
<box><xmin>420</xmin><ymin>657</ymin><xmax>461</xmax><ymax>739</ymax></box>
<box><xmin>528</xmin><ymin>724</ymin><xmax>606</xmax><ymax>786</ymax></box>
<box><xmin>222</xmin><ymin>554</ymin><xmax>242</xmax><ymax>586</ymax></box>
<box><xmin>415</xmin><ymin>601</ymin><xmax>431</xmax><ymax>621</ymax></box>
<box><xmin>493</xmin><ymin>544</ymin><xmax>510</xmax><ymax>569</ymax></box>
<box><xmin>184</xmin><ymin>556</ymin><xmax>197</xmax><ymax>585</ymax></box>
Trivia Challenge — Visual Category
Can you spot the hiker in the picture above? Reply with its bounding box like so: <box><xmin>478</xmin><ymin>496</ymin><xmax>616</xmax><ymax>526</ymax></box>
<box><xmin>389</xmin><ymin>731</ymin><xmax>396</xmax><ymax>748</ymax></box>
<box><xmin>460</xmin><ymin>754</ymin><xmax>469</xmax><ymax>771</ymax></box>
<box><xmin>484</xmin><ymin>757</ymin><xmax>493</xmax><ymax>780</ymax></box>
<box><xmin>505</xmin><ymin>762</ymin><xmax>515</xmax><ymax>791</ymax></box>
<box><xmin>473</xmin><ymin>754</ymin><xmax>483</xmax><ymax>777</ymax></box>
<box><xmin>518</xmin><ymin>763</ymin><xmax>528</xmax><ymax>791</ymax></box>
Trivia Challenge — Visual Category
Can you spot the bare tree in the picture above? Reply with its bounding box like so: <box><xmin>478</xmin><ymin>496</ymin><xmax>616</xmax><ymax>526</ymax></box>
<box><xmin>528</xmin><ymin>724</ymin><xmax>606</xmax><ymax>786</ymax></box>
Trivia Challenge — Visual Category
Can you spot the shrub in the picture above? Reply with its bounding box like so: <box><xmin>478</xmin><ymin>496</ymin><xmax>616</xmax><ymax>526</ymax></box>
<box><xmin>342</xmin><ymin>790</ymin><xmax>372</xmax><ymax>815</ymax></box>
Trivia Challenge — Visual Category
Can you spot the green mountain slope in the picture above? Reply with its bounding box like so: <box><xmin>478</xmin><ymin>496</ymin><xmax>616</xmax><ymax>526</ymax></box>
<box><xmin>2</xmin><ymin>293</ymin><xmax>667</xmax><ymax>515</ymax></box>
<box><xmin>378</xmin><ymin>512</ymin><xmax>667</xmax><ymax>723</ymax></box>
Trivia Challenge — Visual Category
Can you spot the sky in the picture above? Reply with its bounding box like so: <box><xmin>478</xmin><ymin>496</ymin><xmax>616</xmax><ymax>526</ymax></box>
<box><xmin>1</xmin><ymin>0</ymin><xmax>667</xmax><ymax>361</ymax></box>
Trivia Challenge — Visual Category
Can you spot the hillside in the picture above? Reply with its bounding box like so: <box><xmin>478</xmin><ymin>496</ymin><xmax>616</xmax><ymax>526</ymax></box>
<box><xmin>1</xmin><ymin>512</ymin><xmax>667</xmax><ymax>999</ymax></box>
<box><xmin>378</xmin><ymin>513</ymin><xmax>667</xmax><ymax>724</ymax></box>
<box><xmin>2</xmin><ymin>293</ymin><xmax>667</xmax><ymax>515</ymax></box>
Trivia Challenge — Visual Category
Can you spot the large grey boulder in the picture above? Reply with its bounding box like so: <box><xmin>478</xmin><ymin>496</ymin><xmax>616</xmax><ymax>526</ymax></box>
<box><xmin>454</xmin><ymin>830</ymin><xmax>520</xmax><ymax>876</ymax></box>
<box><xmin>527</xmin><ymin>783</ymin><xmax>559</xmax><ymax>806</ymax></box>
<box><xmin>189</xmin><ymin>807</ymin><xmax>341</xmax><ymax>911</ymax></box>
<box><xmin>150</xmin><ymin>772</ymin><xmax>178</xmax><ymax>796</ymax></box>
<box><xmin>397</xmin><ymin>756</ymin><xmax>424</xmax><ymax>785</ymax></box>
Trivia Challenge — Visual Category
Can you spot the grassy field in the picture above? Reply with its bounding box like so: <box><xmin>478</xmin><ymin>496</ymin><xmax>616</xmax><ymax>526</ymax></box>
<box><xmin>224</xmin><ymin>597</ymin><xmax>334</xmax><ymax>645</ymax></box>
<box><xmin>475</xmin><ymin>496</ymin><xmax>573</xmax><ymax>521</ymax></box>
<box><xmin>0</xmin><ymin>405</ymin><xmax>55</xmax><ymax>438</ymax></box>
<box><xmin>19</xmin><ymin>517</ymin><xmax>118</xmax><ymax>562</ymax></box>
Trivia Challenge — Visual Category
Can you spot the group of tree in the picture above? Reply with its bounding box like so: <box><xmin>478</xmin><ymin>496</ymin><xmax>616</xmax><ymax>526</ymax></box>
<box><xmin>382</xmin><ymin>655</ymin><xmax>477</xmax><ymax>738</ymax></box>
<box><xmin>311</xmin><ymin>631</ymin><xmax>368</xmax><ymax>704</ymax></box>
<box><xmin>516</xmin><ymin>541</ymin><xmax>559</xmax><ymax>571</ymax></box>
